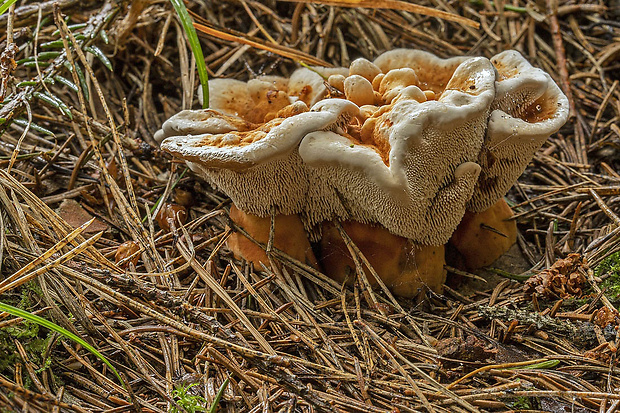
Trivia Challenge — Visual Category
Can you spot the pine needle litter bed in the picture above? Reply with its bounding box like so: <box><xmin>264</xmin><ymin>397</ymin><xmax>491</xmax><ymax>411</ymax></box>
<box><xmin>0</xmin><ymin>1</ymin><xmax>619</xmax><ymax>412</ymax></box>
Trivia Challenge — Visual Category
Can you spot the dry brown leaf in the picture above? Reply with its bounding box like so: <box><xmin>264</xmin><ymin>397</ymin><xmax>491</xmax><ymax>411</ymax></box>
<box><xmin>57</xmin><ymin>199</ymin><xmax>109</xmax><ymax>233</ymax></box>
<box><xmin>523</xmin><ymin>253</ymin><xmax>588</xmax><ymax>300</ymax></box>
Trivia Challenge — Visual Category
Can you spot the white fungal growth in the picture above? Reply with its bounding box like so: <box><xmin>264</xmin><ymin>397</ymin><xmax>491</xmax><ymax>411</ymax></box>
<box><xmin>468</xmin><ymin>50</ymin><xmax>570</xmax><ymax>212</ymax></box>
<box><xmin>349</xmin><ymin>57</ymin><xmax>381</xmax><ymax>82</ymax></box>
<box><xmin>379</xmin><ymin>68</ymin><xmax>420</xmax><ymax>103</ymax></box>
<box><xmin>157</xmin><ymin>49</ymin><xmax>569</xmax><ymax>245</ymax></box>
<box><xmin>299</xmin><ymin>57</ymin><xmax>496</xmax><ymax>244</ymax></box>
<box><xmin>344</xmin><ymin>75</ymin><xmax>375</xmax><ymax>107</ymax></box>
<box><xmin>327</xmin><ymin>74</ymin><xmax>345</xmax><ymax>93</ymax></box>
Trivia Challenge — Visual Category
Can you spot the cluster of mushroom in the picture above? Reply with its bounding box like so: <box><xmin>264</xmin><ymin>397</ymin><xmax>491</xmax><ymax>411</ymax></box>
<box><xmin>155</xmin><ymin>49</ymin><xmax>569</xmax><ymax>298</ymax></box>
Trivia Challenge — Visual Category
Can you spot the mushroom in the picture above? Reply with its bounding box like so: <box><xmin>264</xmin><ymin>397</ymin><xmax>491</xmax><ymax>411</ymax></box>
<box><xmin>159</xmin><ymin>98</ymin><xmax>358</xmax><ymax>238</ymax></box>
<box><xmin>468</xmin><ymin>50</ymin><xmax>570</xmax><ymax>212</ymax></box>
<box><xmin>155</xmin><ymin>108</ymin><xmax>256</xmax><ymax>143</ymax></box>
<box><xmin>299</xmin><ymin>56</ymin><xmax>496</xmax><ymax>245</ymax></box>
<box><xmin>377</xmin><ymin>68</ymin><xmax>421</xmax><ymax>103</ymax></box>
<box><xmin>373</xmin><ymin>49</ymin><xmax>469</xmax><ymax>94</ymax></box>
<box><xmin>159</xmin><ymin>54</ymin><xmax>497</xmax><ymax>248</ymax></box>
<box><xmin>227</xmin><ymin>205</ymin><xmax>319</xmax><ymax>268</ymax></box>
<box><xmin>349</xmin><ymin>57</ymin><xmax>381</xmax><ymax>82</ymax></box>
<box><xmin>328</xmin><ymin>74</ymin><xmax>345</xmax><ymax>93</ymax></box>
<box><xmin>287</xmin><ymin>67</ymin><xmax>349</xmax><ymax>106</ymax></box>
<box><xmin>319</xmin><ymin>221</ymin><xmax>446</xmax><ymax>297</ymax></box>
<box><xmin>344</xmin><ymin>75</ymin><xmax>375</xmax><ymax>107</ymax></box>
<box><xmin>156</xmin><ymin>48</ymin><xmax>568</xmax><ymax>298</ymax></box>
<box><xmin>449</xmin><ymin>198</ymin><xmax>517</xmax><ymax>269</ymax></box>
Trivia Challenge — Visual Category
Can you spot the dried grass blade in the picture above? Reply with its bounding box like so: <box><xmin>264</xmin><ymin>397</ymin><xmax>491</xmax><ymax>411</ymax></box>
<box><xmin>0</xmin><ymin>169</ymin><xmax>120</xmax><ymax>272</ymax></box>
<box><xmin>176</xmin><ymin>240</ymin><xmax>277</xmax><ymax>355</ymax></box>
<box><xmin>193</xmin><ymin>22</ymin><xmax>332</xmax><ymax>67</ymax></box>
<box><xmin>58</xmin><ymin>262</ymin><xmax>300</xmax><ymax>367</ymax></box>
<box><xmin>6</xmin><ymin>100</ymin><xmax>32</xmax><ymax>173</ymax></box>
<box><xmin>446</xmin><ymin>357</ymin><xmax>550</xmax><ymax>390</ymax></box>
<box><xmin>340</xmin><ymin>288</ymin><xmax>367</xmax><ymax>363</ymax></box>
<box><xmin>589</xmin><ymin>188</ymin><xmax>620</xmax><ymax>227</ymax></box>
<box><xmin>0</xmin><ymin>212</ymin><xmax>4</xmax><ymax>274</ymax></box>
<box><xmin>0</xmin><ymin>218</ymin><xmax>95</xmax><ymax>291</ymax></box>
<box><xmin>0</xmin><ymin>176</ymin><xmax>37</xmax><ymax>250</ymax></box>
<box><xmin>333</xmin><ymin>221</ymin><xmax>379</xmax><ymax>310</ymax></box>
<box><xmin>334</xmin><ymin>221</ymin><xmax>431</xmax><ymax>347</ymax></box>
<box><xmin>355</xmin><ymin>319</ymin><xmax>435</xmax><ymax>413</ymax></box>
<box><xmin>280</xmin><ymin>0</ymin><xmax>480</xmax><ymax>28</ymax></box>
<box><xmin>54</xmin><ymin>10</ymin><xmax>165</xmax><ymax>273</ymax></box>
<box><xmin>0</xmin><ymin>231</ymin><xmax>103</xmax><ymax>295</ymax></box>
<box><xmin>590</xmin><ymin>80</ymin><xmax>618</xmax><ymax>143</ymax></box>
<box><xmin>232</xmin><ymin>262</ymin><xmax>332</xmax><ymax>366</ymax></box>
<box><xmin>55</xmin><ymin>11</ymin><xmax>140</xmax><ymax>216</ymax></box>
<box><xmin>0</xmin><ymin>375</ymin><xmax>89</xmax><ymax>413</ymax></box>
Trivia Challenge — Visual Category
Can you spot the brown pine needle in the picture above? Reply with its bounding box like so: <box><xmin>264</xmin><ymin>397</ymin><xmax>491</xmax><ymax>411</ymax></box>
<box><xmin>0</xmin><ymin>231</ymin><xmax>103</xmax><ymax>295</ymax></box>
<box><xmin>280</xmin><ymin>0</ymin><xmax>480</xmax><ymax>28</ymax></box>
<box><xmin>0</xmin><ymin>218</ymin><xmax>95</xmax><ymax>291</ymax></box>
<box><xmin>193</xmin><ymin>22</ymin><xmax>333</xmax><ymax>67</ymax></box>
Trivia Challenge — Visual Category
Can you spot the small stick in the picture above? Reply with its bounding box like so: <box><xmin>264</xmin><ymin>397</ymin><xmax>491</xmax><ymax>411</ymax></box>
<box><xmin>546</xmin><ymin>0</ymin><xmax>575</xmax><ymax>117</ymax></box>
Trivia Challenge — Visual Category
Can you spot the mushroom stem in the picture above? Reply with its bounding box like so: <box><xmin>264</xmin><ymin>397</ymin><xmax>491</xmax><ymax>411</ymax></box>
<box><xmin>449</xmin><ymin>198</ymin><xmax>517</xmax><ymax>269</ymax></box>
<box><xmin>227</xmin><ymin>205</ymin><xmax>319</xmax><ymax>268</ymax></box>
<box><xmin>319</xmin><ymin>221</ymin><xmax>446</xmax><ymax>298</ymax></box>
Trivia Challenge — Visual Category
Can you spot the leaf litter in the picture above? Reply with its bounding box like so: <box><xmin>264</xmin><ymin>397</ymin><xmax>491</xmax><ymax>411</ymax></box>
<box><xmin>0</xmin><ymin>0</ymin><xmax>619</xmax><ymax>412</ymax></box>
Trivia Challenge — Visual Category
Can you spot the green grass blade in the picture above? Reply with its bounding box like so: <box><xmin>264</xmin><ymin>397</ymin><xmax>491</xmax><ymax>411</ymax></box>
<box><xmin>142</xmin><ymin>167</ymin><xmax>188</xmax><ymax>223</ymax></box>
<box><xmin>0</xmin><ymin>0</ymin><xmax>18</xmax><ymax>15</ymax></box>
<box><xmin>63</xmin><ymin>61</ymin><xmax>89</xmax><ymax>101</ymax></box>
<box><xmin>208</xmin><ymin>378</ymin><xmax>229</xmax><ymax>413</ymax></box>
<box><xmin>99</xmin><ymin>29</ymin><xmax>110</xmax><ymax>44</ymax></box>
<box><xmin>169</xmin><ymin>0</ymin><xmax>209</xmax><ymax>108</ymax></box>
<box><xmin>53</xmin><ymin>75</ymin><xmax>79</xmax><ymax>93</ymax></box>
<box><xmin>0</xmin><ymin>301</ymin><xmax>125</xmax><ymax>387</ymax></box>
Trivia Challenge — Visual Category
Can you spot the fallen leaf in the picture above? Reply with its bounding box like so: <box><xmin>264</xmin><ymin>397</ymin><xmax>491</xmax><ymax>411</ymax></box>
<box><xmin>57</xmin><ymin>199</ymin><xmax>109</xmax><ymax>233</ymax></box>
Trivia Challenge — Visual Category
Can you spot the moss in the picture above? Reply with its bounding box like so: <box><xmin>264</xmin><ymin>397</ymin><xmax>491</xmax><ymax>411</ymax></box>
<box><xmin>506</xmin><ymin>396</ymin><xmax>534</xmax><ymax>410</ymax></box>
<box><xmin>596</xmin><ymin>251</ymin><xmax>620</xmax><ymax>302</ymax></box>
<box><xmin>170</xmin><ymin>383</ymin><xmax>207</xmax><ymax>413</ymax></box>
<box><xmin>562</xmin><ymin>296</ymin><xmax>591</xmax><ymax>310</ymax></box>
<box><xmin>595</xmin><ymin>251</ymin><xmax>620</xmax><ymax>277</ymax></box>
<box><xmin>0</xmin><ymin>283</ymin><xmax>54</xmax><ymax>386</ymax></box>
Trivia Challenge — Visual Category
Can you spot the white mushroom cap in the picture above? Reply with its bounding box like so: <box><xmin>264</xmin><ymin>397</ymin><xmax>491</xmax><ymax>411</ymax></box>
<box><xmin>252</xmin><ymin>75</ymin><xmax>289</xmax><ymax>91</ymax></box>
<box><xmin>468</xmin><ymin>50</ymin><xmax>570</xmax><ymax>212</ymax></box>
<box><xmin>287</xmin><ymin>67</ymin><xmax>348</xmax><ymax>106</ymax></box>
<box><xmin>199</xmin><ymin>78</ymin><xmax>253</xmax><ymax>118</ymax></box>
<box><xmin>344</xmin><ymin>75</ymin><xmax>375</xmax><ymax>107</ymax></box>
<box><xmin>195</xmin><ymin>77</ymin><xmax>293</xmax><ymax>124</ymax></box>
<box><xmin>349</xmin><ymin>58</ymin><xmax>382</xmax><ymax>82</ymax></box>
<box><xmin>298</xmin><ymin>57</ymin><xmax>496</xmax><ymax>244</ymax></box>
<box><xmin>157</xmin><ymin>48</ymin><xmax>567</xmax><ymax>245</ymax></box>
<box><xmin>374</xmin><ymin>49</ymin><xmax>469</xmax><ymax>94</ymax></box>
<box><xmin>197</xmin><ymin>76</ymin><xmax>289</xmax><ymax>108</ymax></box>
<box><xmin>161</xmin><ymin>99</ymin><xmax>358</xmax><ymax>170</ymax></box>
<box><xmin>247</xmin><ymin>79</ymin><xmax>277</xmax><ymax>99</ymax></box>
<box><xmin>154</xmin><ymin>109</ymin><xmax>256</xmax><ymax>143</ymax></box>
<box><xmin>159</xmin><ymin>99</ymin><xmax>358</xmax><ymax>238</ymax></box>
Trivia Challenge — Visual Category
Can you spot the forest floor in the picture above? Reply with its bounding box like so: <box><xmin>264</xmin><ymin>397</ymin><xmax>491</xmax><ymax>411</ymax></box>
<box><xmin>1</xmin><ymin>0</ymin><xmax>620</xmax><ymax>412</ymax></box>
